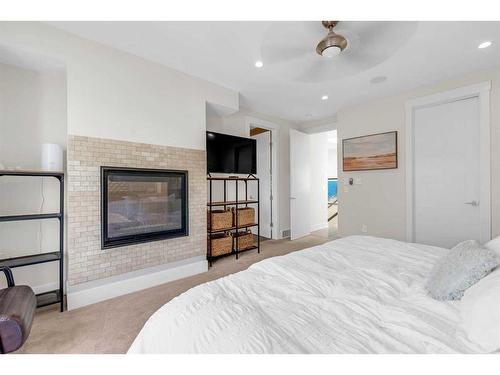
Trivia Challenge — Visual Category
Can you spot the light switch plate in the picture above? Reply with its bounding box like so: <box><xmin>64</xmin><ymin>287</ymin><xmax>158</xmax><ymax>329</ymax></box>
<box><xmin>355</xmin><ymin>177</ymin><xmax>362</xmax><ymax>185</ymax></box>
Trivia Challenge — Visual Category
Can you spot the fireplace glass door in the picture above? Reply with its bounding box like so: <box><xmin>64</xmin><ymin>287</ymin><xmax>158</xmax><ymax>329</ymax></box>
<box><xmin>101</xmin><ymin>167</ymin><xmax>188</xmax><ymax>249</ymax></box>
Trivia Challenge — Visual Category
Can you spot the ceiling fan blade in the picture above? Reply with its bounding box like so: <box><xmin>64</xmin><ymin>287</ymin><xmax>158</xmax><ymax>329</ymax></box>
<box><xmin>260</xmin><ymin>21</ymin><xmax>322</xmax><ymax>65</ymax></box>
<box><xmin>339</xmin><ymin>21</ymin><xmax>418</xmax><ymax>60</ymax></box>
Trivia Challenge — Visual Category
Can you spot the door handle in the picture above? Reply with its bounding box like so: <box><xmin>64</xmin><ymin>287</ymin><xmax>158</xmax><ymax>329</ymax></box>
<box><xmin>290</xmin><ymin>197</ymin><xmax>297</xmax><ymax>200</ymax></box>
<box><xmin>464</xmin><ymin>201</ymin><xmax>479</xmax><ymax>207</ymax></box>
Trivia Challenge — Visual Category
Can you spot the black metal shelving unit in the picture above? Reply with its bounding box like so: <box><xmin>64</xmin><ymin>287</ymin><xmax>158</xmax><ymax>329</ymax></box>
<box><xmin>207</xmin><ymin>175</ymin><xmax>260</xmax><ymax>265</ymax></box>
<box><xmin>0</xmin><ymin>170</ymin><xmax>64</xmax><ymax>312</ymax></box>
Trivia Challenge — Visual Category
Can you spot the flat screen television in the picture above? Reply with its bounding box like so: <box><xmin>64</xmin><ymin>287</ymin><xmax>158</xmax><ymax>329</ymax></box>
<box><xmin>206</xmin><ymin>131</ymin><xmax>257</xmax><ymax>174</ymax></box>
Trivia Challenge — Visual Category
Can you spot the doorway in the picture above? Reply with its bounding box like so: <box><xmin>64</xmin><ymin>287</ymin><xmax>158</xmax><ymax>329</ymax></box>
<box><xmin>406</xmin><ymin>83</ymin><xmax>491</xmax><ymax>247</ymax></box>
<box><xmin>327</xmin><ymin>130</ymin><xmax>339</xmax><ymax>237</ymax></box>
<box><xmin>250</xmin><ymin>126</ymin><xmax>273</xmax><ymax>239</ymax></box>
<box><xmin>289</xmin><ymin>127</ymin><xmax>338</xmax><ymax>240</ymax></box>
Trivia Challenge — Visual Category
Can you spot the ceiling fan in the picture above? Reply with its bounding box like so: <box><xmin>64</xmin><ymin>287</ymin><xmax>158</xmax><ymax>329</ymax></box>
<box><xmin>316</xmin><ymin>21</ymin><xmax>348</xmax><ymax>57</ymax></box>
<box><xmin>260</xmin><ymin>21</ymin><xmax>418</xmax><ymax>83</ymax></box>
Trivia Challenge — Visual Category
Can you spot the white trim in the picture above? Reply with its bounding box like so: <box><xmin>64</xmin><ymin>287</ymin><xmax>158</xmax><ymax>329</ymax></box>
<box><xmin>66</xmin><ymin>256</ymin><xmax>207</xmax><ymax>310</ymax></box>
<box><xmin>405</xmin><ymin>82</ymin><xmax>491</xmax><ymax>243</ymax></box>
<box><xmin>245</xmin><ymin>116</ymin><xmax>280</xmax><ymax>239</ymax></box>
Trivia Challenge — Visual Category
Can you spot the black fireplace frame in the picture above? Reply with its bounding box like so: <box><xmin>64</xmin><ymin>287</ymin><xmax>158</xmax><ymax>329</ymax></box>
<box><xmin>101</xmin><ymin>166</ymin><xmax>189</xmax><ymax>249</ymax></box>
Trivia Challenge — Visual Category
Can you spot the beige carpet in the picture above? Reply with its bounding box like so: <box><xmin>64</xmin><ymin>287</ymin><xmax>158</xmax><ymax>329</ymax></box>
<box><xmin>17</xmin><ymin>230</ymin><xmax>335</xmax><ymax>354</ymax></box>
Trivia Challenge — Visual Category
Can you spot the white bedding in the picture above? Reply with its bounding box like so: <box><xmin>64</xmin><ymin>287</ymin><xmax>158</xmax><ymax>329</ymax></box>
<box><xmin>128</xmin><ymin>235</ymin><xmax>487</xmax><ymax>354</ymax></box>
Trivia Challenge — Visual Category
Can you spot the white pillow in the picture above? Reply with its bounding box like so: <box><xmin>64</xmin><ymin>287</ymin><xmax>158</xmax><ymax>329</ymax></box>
<box><xmin>485</xmin><ymin>236</ymin><xmax>500</xmax><ymax>256</ymax></box>
<box><xmin>426</xmin><ymin>240</ymin><xmax>499</xmax><ymax>300</ymax></box>
<box><xmin>460</xmin><ymin>266</ymin><xmax>500</xmax><ymax>352</ymax></box>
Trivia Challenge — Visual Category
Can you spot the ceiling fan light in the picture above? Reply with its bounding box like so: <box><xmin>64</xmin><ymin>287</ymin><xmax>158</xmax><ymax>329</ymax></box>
<box><xmin>322</xmin><ymin>45</ymin><xmax>342</xmax><ymax>58</ymax></box>
<box><xmin>316</xmin><ymin>31</ymin><xmax>348</xmax><ymax>57</ymax></box>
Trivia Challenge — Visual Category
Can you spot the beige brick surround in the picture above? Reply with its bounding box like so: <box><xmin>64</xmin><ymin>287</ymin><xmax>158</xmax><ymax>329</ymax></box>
<box><xmin>66</xmin><ymin>135</ymin><xmax>206</xmax><ymax>286</ymax></box>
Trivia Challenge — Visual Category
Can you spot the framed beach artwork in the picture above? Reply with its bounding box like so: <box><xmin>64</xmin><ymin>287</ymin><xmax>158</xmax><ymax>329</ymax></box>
<box><xmin>342</xmin><ymin>131</ymin><xmax>398</xmax><ymax>171</ymax></box>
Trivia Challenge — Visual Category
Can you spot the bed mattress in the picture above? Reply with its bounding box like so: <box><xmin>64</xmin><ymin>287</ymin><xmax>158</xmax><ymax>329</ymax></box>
<box><xmin>128</xmin><ymin>235</ymin><xmax>486</xmax><ymax>353</ymax></box>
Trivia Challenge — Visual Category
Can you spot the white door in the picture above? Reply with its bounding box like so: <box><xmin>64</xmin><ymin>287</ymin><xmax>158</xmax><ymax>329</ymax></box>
<box><xmin>290</xmin><ymin>129</ymin><xmax>311</xmax><ymax>240</ymax></box>
<box><xmin>413</xmin><ymin>97</ymin><xmax>482</xmax><ymax>248</ymax></box>
<box><xmin>250</xmin><ymin>131</ymin><xmax>272</xmax><ymax>239</ymax></box>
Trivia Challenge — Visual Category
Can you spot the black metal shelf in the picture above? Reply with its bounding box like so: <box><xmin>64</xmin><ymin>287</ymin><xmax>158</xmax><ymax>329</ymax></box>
<box><xmin>0</xmin><ymin>213</ymin><xmax>61</xmax><ymax>222</ymax></box>
<box><xmin>207</xmin><ymin>245</ymin><xmax>259</xmax><ymax>261</ymax></box>
<box><xmin>0</xmin><ymin>252</ymin><xmax>60</xmax><ymax>269</ymax></box>
<box><xmin>207</xmin><ymin>200</ymin><xmax>258</xmax><ymax>207</ymax></box>
<box><xmin>0</xmin><ymin>170</ymin><xmax>64</xmax><ymax>178</ymax></box>
<box><xmin>36</xmin><ymin>289</ymin><xmax>61</xmax><ymax>308</ymax></box>
<box><xmin>208</xmin><ymin>223</ymin><xmax>259</xmax><ymax>234</ymax></box>
<box><xmin>0</xmin><ymin>170</ymin><xmax>65</xmax><ymax>312</ymax></box>
<box><xmin>207</xmin><ymin>176</ymin><xmax>258</xmax><ymax>181</ymax></box>
<box><xmin>207</xmin><ymin>174</ymin><xmax>260</xmax><ymax>266</ymax></box>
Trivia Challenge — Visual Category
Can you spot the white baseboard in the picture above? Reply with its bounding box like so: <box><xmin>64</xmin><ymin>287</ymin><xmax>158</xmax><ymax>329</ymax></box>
<box><xmin>311</xmin><ymin>223</ymin><xmax>328</xmax><ymax>232</ymax></box>
<box><xmin>66</xmin><ymin>256</ymin><xmax>207</xmax><ymax>310</ymax></box>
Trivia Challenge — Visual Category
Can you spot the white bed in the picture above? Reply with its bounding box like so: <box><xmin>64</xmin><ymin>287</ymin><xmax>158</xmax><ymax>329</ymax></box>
<box><xmin>128</xmin><ymin>235</ymin><xmax>488</xmax><ymax>354</ymax></box>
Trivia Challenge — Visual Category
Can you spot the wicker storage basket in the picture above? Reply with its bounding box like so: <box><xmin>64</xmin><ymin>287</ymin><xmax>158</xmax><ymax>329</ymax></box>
<box><xmin>233</xmin><ymin>207</ymin><xmax>255</xmax><ymax>227</ymax></box>
<box><xmin>207</xmin><ymin>209</ymin><xmax>233</xmax><ymax>231</ymax></box>
<box><xmin>234</xmin><ymin>230</ymin><xmax>255</xmax><ymax>250</ymax></box>
<box><xmin>208</xmin><ymin>233</ymin><xmax>233</xmax><ymax>257</ymax></box>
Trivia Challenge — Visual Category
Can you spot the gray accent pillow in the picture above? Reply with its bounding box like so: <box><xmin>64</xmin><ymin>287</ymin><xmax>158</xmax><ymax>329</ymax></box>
<box><xmin>426</xmin><ymin>240</ymin><xmax>500</xmax><ymax>301</ymax></box>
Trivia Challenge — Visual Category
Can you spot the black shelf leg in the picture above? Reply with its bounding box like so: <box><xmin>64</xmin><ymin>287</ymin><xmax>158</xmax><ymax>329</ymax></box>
<box><xmin>235</xmin><ymin>179</ymin><xmax>239</xmax><ymax>260</ymax></box>
<box><xmin>209</xmin><ymin>178</ymin><xmax>213</xmax><ymax>266</ymax></box>
<box><xmin>58</xmin><ymin>175</ymin><xmax>65</xmax><ymax>312</ymax></box>
<box><xmin>257</xmin><ymin>177</ymin><xmax>260</xmax><ymax>253</ymax></box>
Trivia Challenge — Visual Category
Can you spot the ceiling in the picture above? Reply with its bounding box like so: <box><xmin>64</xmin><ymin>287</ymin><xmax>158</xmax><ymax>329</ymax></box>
<box><xmin>47</xmin><ymin>21</ymin><xmax>500</xmax><ymax>123</ymax></box>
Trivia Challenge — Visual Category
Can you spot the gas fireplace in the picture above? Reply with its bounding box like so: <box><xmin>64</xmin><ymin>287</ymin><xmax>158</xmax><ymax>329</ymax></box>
<box><xmin>101</xmin><ymin>167</ymin><xmax>188</xmax><ymax>249</ymax></box>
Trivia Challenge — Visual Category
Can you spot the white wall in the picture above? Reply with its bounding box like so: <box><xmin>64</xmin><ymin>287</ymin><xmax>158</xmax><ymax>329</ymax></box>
<box><xmin>0</xmin><ymin>62</ymin><xmax>66</xmax><ymax>291</ymax></box>
<box><xmin>206</xmin><ymin>109</ymin><xmax>299</xmax><ymax>237</ymax></box>
<box><xmin>309</xmin><ymin>133</ymin><xmax>328</xmax><ymax>231</ymax></box>
<box><xmin>336</xmin><ymin>66</ymin><xmax>500</xmax><ymax>240</ymax></box>
<box><xmin>0</xmin><ymin>64</ymin><xmax>67</xmax><ymax>169</ymax></box>
<box><xmin>0</xmin><ymin>22</ymin><xmax>239</xmax><ymax>151</ymax></box>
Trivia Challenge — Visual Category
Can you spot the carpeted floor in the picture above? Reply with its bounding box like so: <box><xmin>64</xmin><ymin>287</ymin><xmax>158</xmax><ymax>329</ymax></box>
<box><xmin>17</xmin><ymin>229</ymin><xmax>336</xmax><ymax>354</ymax></box>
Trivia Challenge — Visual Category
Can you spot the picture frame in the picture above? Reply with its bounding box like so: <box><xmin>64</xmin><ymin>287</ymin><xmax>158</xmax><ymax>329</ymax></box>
<box><xmin>342</xmin><ymin>131</ymin><xmax>398</xmax><ymax>171</ymax></box>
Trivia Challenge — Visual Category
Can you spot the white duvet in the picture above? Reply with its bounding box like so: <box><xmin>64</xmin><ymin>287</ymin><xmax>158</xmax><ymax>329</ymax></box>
<box><xmin>128</xmin><ymin>236</ymin><xmax>487</xmax><ymax>354</ymax></box>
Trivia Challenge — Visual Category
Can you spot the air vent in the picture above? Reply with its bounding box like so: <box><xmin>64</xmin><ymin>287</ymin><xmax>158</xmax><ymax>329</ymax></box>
<box><xmin>281</xmin><ymin>229</ymin><xmax>291</xmax><ymax>238</ymax></box>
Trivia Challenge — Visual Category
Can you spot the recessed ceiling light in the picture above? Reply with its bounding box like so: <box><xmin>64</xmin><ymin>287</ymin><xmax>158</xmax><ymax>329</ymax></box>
<box><xmin>370</xmin><ymin>76</ymin><xmax>387</xmax><ymax>84</ymax></box>
<box><xmin>255</xmin><ymin>60</ymin><xmax>264</xmax><ymax>68</ymax></box>
<box><xmin>321</xmin><ymin>95</ymin><xmax>329</xmax><ymax>100</ymax></box>
<box><xmin>478</xmin><ymin>41</ymin><xmax>493</xmax><ymax>49</ymax></box>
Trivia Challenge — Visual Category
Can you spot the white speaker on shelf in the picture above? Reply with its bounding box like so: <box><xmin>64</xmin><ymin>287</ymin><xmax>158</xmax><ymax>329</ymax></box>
<box><xmin>41</xmin><ymin>143</ymin><xmax>63</xmax><ymax>171</ymax></box>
